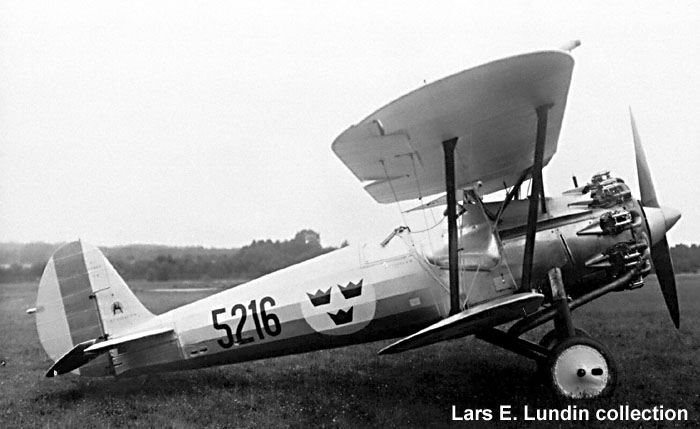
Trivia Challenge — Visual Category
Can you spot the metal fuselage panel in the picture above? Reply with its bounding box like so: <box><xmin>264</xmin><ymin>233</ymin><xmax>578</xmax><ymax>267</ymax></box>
<box><xmin>491</xmin><ymin>191</ymin><xmax>648</xmax><ymax>297</ymax></box>
<box><xmin>117</xmin><ymin>239</ymin><xmax>449</xmax><ymax>376</ymax></box>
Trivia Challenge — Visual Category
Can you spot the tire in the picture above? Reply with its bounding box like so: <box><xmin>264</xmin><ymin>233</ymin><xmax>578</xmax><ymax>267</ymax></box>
<box><xmin>547</xmin><ymin>336</ymin><xmax>617</xmax><ymax>399</ymax></box>
<box><xmin>539</xmin><ymin>327</ymin><xmax>590</xmax><ymax>350</ymax></box>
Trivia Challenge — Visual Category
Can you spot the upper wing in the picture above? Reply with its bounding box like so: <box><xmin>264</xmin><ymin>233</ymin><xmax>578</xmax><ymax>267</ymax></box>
<box><xmin>332</xmin><ymin>50</ymin><xmax>575</xmax><ymax>203</ymax></box>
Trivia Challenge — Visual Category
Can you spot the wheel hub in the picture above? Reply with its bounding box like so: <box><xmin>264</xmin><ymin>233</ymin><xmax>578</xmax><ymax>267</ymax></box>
<box><xmin>553</xmin><ymin>344</ymin><xmax>609</xmax><ymax>398</ymax></box>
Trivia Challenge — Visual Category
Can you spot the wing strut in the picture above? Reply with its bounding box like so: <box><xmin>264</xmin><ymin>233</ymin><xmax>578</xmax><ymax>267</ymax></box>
<box><xmin>521</xmin><ymin>105</ymin><xmax>552</xmax><ymax>290</ymax></box>
<box><xmin>442</xmin><ymin>137</ymin><xmax>460</xmax><ymax>315</ymax></box>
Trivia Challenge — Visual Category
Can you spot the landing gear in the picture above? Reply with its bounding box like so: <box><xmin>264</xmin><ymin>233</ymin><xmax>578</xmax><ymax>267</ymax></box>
<box><xmin>478</xmin><ymin>267</ymin><xmax>637</xmax><ymax>399</ymax></box>
<box><xmin>537</xmin><ymin>269</ymin><xmax>617</xmax><ymax>398</ymax></box>
<box><xmin>547</xmin><ymin>336</ymin><xmax>617</xmax><ymax>399</ymax></box>
<box><xmin>537</xmin><ymin>268</ymin><xmax>617</xmax><ymax>398</ymax></box>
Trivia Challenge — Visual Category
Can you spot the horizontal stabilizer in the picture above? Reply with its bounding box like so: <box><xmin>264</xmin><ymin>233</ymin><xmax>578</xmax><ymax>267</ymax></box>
<box><xmin>85</xmin><ymin>327</ymin><xmax>174</xmax><ymax>353</ymax></box>
<box><xmin>45</xmin><ymin>328</ymin><xmax>174</xmax><ymax>377</ymax></box>
<box><xmin>378</xmin><ymin>292</ymin><xmax>543</xmax><ymax>355</ymax></box>
<box><xmin>46</xmin><ymin>339</ymin><xmax>100</xmax><ymax>377</ymax></box>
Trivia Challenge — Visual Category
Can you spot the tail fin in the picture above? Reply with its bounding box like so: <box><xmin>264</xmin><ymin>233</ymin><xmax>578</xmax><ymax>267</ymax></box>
<box><xmin>35</xmin><ymin>240</ymin><xmax>155</xmax><ymax>376</ymax></box>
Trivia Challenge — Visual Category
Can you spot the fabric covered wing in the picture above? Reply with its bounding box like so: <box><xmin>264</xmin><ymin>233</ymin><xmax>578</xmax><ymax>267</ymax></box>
<box><xmin>378</xmin><ymin>292</ymin><xmax>544</xmax><ymax>355</ymax></box>
<box><xmin>332</xmin><ymin>50</ymin><xmax>575</xmax><ymax>203</ymax></box>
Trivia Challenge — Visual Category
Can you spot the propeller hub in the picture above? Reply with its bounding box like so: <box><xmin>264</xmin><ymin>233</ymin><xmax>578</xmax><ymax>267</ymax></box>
<box><xmin>643</xmin><ymin>206</ymin><xmax>682</xmax><ymax>246</ymax></box>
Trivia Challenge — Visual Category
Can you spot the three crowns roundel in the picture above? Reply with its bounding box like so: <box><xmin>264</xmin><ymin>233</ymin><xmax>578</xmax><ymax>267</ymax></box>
<box><xmin>300</xmin><ymin>279</ymin><xmax>376</xmax><ymax>335</ymax></box>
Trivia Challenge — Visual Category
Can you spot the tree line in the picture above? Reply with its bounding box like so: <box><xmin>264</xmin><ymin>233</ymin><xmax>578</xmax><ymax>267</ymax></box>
<box><xmin>668</xmin><ymin>243</ymin><xmax>700</xmax><ymax>274</ymax></box>
<box><xmin>1</xmin><ymin>237</ymin><xmax>699</xmax><ymax>284</ymax></box>
<box><xmin>0</xmin><ymin>230</ymin><xmax>336</xmax><ymax>283</ymax></box>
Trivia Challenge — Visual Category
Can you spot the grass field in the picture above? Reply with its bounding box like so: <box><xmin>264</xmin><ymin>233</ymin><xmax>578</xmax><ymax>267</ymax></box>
<box><xmin>2</xmin><ymin>276</ymin><xmax>699</xmax><ymax>428</ymax></box>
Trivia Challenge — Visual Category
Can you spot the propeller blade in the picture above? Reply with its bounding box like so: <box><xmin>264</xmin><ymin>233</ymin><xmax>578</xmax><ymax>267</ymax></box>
<box><xmin>651</xmin><ymin>236</ymin><xmax>680</xmax><ymax>329</ymax></box>
<box><xmin>630</xmin><ymin>108</ymin><xmax>681</xmax><ymax>328</ymax></box>
<box><xmin>630</xmin><ymin>108</ymin><xmax>659</xmax><ymax>208</ymax></box>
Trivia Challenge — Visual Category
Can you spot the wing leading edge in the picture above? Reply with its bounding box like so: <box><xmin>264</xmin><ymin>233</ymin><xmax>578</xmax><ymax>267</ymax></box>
<box><xmin>378</xmin><ymin>292</ymin><xmax>544</xmax><ymax>355</ymax></box>
<box><xmin>332</xmin><ymin>50</ymin><xmax>575</xmax><ymax>203</ymax></box>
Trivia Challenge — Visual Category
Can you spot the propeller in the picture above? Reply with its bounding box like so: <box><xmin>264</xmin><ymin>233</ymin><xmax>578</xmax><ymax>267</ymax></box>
<box><xmin>630</xmin><ymin>108</ymin><xmax>682</xmax><ymax>328</ymax></box>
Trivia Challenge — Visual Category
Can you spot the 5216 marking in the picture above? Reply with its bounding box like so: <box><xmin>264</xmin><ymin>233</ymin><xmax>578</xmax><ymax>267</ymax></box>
<box><xmin>211</xmin><ymin>296</ymin><xmax>281</xmax><ymax>348</ymax></box>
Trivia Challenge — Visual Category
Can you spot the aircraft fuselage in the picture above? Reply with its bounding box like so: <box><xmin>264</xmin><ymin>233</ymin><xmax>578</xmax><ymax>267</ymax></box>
<box><xmin>109</xmin><ymin>234</ymin><xmax>450</xmax><ymax>376</ymax></box>
<box><xmin>105</xmin><ymin>174</ymin><xmax>665</xmax><ymax>377</ymax></box>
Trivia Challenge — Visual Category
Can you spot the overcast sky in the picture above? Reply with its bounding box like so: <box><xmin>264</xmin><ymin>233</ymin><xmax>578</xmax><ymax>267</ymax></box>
<box><xmin>1</xmin><ymin>1</ymin><xmax>699</xmax><ymax>248</ymax></box>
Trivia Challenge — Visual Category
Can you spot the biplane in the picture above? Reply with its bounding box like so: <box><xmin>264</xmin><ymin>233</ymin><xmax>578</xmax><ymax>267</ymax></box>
<box><xmin>30</xmin><ymin>41</ymin><xmax>682</xmax><ymax>399</ymax></box>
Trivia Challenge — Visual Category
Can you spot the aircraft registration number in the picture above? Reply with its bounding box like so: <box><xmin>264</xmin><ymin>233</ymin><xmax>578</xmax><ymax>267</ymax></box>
<box><xmin>211</xmin><ymin>297</ymin><xmax>281</xmax><ymax>348</ymax></box>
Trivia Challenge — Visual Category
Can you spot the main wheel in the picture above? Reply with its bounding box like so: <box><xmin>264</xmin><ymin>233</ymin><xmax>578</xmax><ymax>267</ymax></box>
<box><xmin>547</xmin><ymin>336</ymin><xmax>617</xmax><ymax>399</ymax></box>
<box><xmin>536</xmin><ymin>328</ymin><xmax>591</xmax><ymax>376</ymax></box>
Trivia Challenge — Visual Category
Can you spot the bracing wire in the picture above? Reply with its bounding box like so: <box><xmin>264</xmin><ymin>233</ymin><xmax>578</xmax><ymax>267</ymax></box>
<box><xmin>409</xmin><ymin>215</ymin><xmax>445</xmax><ymax>233</ymax></box>
<box><xmin>428</xmin><ymin>200</ymin><xmax>439</xmax><ymax>225</ymax></box>
<box><xmin>525</xmin><ymin>177</ymin><xmax>532</xmax><ymax>198</ymax></box>
<box><xmin>500</xmin><ymin>251</ymin><xmax>519</xmax><ymax>291</ymax></box>
<box><xmin>458</xmin><ymin>203</ymin><xmax>465</xmax><ymax>307</ymax></box>
<box><xmin>464</xmin><ymin>264</ymin><xmax>481</xmax><ymax>310</ymax></box>
<box><xmin>380</xmin><ymin>160</ymin><xmax>408</xmax><ymax>227</ymax></box>
<box><xmin>409</xmin><ymin>153</ymin><xmax>435</xmax><ymax>254</ymax></box>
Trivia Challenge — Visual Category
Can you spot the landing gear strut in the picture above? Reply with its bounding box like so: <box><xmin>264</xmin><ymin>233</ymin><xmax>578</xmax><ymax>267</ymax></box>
<box><xmin>540</xmin><ymin>268</ymin><xmax>617</xmax><ymax>398</ymax></box>
<box><xmin>477</xmin><ymin>267</ymin><xmax>629</xmax><ymax>399</ymax></box>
